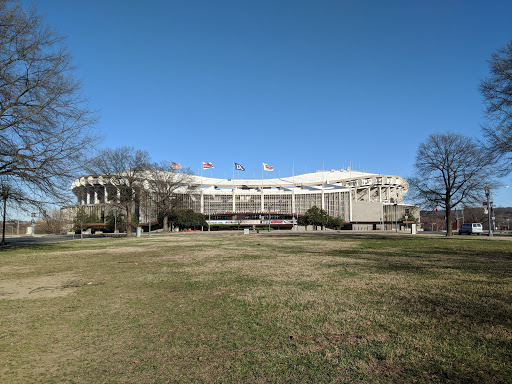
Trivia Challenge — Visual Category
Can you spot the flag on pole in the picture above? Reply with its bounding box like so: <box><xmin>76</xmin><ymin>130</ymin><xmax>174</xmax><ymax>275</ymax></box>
<box><xmin>263</xmin><ymin>162</ymin><xmax>274</xmax><ymax>171</ymax></box>
<box><xmin>234</xmin><ymin>162</ymin><xmax>245</xmax><ymax>171</ymax></box>
<box><xmin>171</xmin><ymin>162</ymin><xmax>182</xmax><ymax>170</ymax></box>
<box><xmin>202</xmin><ymin>162</ymin><xmax>214</xmax><ymax>169</ymax></box>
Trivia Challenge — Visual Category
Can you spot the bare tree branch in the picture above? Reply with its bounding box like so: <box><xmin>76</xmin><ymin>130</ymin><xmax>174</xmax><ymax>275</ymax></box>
<box><xmin>87</xmin><ymin>147</ymin><xmax>151</xmax><ymax>235</ymax></box>
<box><xmin>480</xmin><ymin>40</ymin><xmax>512</xmax><ymax>175</ymax></box>
<box><xmin>0</xmin><ymin>0</ymin><xmax>100</xmax><ymax>210</ymax></box>
<box><xmin>409</xmin><ymin>133</ymin><xmax>494</xmax><ymax>236</ymax></box>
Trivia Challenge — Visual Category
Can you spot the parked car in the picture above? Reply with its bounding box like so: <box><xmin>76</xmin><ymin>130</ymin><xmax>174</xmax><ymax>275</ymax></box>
<box><xmin>458</xmin><ymin>223</ymin><xmax>483</xmax><ymax>235</ymax></box>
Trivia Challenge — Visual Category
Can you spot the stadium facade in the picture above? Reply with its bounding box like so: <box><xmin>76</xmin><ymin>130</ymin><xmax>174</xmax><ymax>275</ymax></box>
<box><xmin>67</xmin><ymin>169</ymin><xmax>418</xmax><ymax>231</ymax></box>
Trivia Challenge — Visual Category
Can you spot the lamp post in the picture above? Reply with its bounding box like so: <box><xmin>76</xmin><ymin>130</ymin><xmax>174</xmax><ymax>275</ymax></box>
<box><xmin>484</xmin><ymin>186</ymin><xmax>492</xmax><ymax>237</ymax></box>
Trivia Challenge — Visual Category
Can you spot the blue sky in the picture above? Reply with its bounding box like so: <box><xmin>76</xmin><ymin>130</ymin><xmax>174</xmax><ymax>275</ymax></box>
<box><xmin>25</xmin><ymin>0</ymin><xmax>512</xmax><ymax>206</ymax></box>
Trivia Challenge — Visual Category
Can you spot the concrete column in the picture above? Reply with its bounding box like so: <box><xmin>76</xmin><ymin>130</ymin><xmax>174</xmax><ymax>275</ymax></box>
<box><xmin>94</xmin><ymin>187</ymin><xmax>99</xmax><ymax>204</ymax></box>
<box><xmin>117</xmin><ymin>189</ymin><xmax>121</xmax><ymax>203</ymax></box>
<box><xmin>348</xmin><ymin>189</ymin><xmax>353</xmax><ymax>222</ymax></box>
<box><xmin>104</xmin><ymin>186</ymin><xmax>108</xmax><ymax>203</ymax></box>
<box><xmin>378</xmin><ymin>186</ymin><xmax>382</xmax><ymax>202</ymax></box>
<box><xmin>86</xmin><ymin>187</ymin><xmax>91</xmax><ymax>205</ymax></box>
<box><xmin>367</xmin><ymin>187</ymin><xmax>371</xmax><ymax>202</ymax></box>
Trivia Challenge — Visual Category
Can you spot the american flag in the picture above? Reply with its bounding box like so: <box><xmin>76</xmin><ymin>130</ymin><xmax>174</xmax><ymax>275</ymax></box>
<box><xmin>263</xmin><ymin>162</ymin><xmax>274</xmax><ymax>171</ymax></box>
<box><xmin>171</xmin><ymin>162</ymin><xmax>182</xmax><ymax>170</ymax></box>
<box><xmin>202</xmin><ymin>162</ymin><xmax>214</xmax><ymax>169</ymax></box>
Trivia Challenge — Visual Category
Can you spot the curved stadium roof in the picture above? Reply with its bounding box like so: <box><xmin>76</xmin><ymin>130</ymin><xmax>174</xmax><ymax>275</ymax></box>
<box><xmin>187</xmin><ymin>169</ymin><xmax>377</xmax><ymax>188</ymax></box>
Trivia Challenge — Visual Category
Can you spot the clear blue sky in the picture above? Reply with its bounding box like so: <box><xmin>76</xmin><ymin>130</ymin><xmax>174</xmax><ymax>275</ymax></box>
<box><xmin>25</xmin><ymin>0</ymin><xmax>512</xmax><ymax>206</ymax></box>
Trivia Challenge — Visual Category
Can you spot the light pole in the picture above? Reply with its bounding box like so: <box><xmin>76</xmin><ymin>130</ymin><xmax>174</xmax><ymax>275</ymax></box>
<box><xmin>484</xmin><ymin>186</ymin><xmax>493</xmax><ymax>237</ymax></box>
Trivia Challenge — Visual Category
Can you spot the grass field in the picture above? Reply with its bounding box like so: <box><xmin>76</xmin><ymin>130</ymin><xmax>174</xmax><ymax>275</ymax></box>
<box><xmin>1</xmin><ymin>233</ymin><xmax>511</xmax><ymax>383</ymax></box>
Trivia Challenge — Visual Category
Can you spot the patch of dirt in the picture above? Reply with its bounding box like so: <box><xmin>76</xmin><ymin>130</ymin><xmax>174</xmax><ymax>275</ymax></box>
<box><xmin>0</xmin><ymin>265</ymin><xmax>36</xmax><ymax>274</ymax></box>
<box><xmin>0</xmin><ymin>273</ymin><xmax>81</xmax><ymax>300</ymax></box>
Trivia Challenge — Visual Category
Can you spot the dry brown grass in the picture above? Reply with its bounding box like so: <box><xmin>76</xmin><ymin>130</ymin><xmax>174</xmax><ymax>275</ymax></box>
<box><xmin>0</xmin><ymin>233</ymin><xmax>511</xmax><ymax>383</ymax></box>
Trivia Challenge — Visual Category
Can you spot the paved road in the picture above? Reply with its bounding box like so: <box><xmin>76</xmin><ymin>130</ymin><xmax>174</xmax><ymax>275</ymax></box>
<box><xmin>1</xmin><ymin>230</ymin><xmax>510</xmax><ymax>246</ymax></box>
<box><xmin>1</xmin><ymin>234</ymin><xmax>89</xmax><ymax>246</ymax></box>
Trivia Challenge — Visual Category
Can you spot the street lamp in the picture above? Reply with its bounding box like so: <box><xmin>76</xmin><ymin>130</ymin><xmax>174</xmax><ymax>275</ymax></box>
<box><xmin>484</xmin><ymin>186</ymin><xmax>493</xmax><ymax>237</ymax></box>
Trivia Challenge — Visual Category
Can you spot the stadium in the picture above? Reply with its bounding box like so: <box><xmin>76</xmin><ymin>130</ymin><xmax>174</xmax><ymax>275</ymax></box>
<box><xmin>67</xmin><ymin>169</ymin><xmax>419</xmax><ymax>231</ymax></box>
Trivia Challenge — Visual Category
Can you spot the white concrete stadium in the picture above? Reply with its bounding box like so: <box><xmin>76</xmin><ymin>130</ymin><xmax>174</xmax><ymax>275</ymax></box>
<box><xmin>67</xmin><ymin>168</ymin><xmax>418</xmax><ymax>231</ymax></box>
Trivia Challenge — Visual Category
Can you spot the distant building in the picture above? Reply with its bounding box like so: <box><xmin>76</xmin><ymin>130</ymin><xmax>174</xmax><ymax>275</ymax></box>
<box><xmin>64</xmin><ymin>169</ymin><xmax>418</xmax><ymax>231</ymax></box>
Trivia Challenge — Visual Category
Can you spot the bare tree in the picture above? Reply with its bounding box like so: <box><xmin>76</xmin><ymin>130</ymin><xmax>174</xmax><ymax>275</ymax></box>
<box><xmin>0</xmin><ymin>0</ymin><xmax>99</xmax><ymax>211</ymax></box>
<box><xmin>409</xmin><ymin>133</ymin><xmax>492</xmax><ymax>236</ymax></box>
<box><xmin>143</xmin><ymin>163</ymin><xmax>194</xmax><ymax>231</ymax></box>
<box><xmin>38</xmin><ymin>208</ymin><xmax>65</xmax><ymax>234</ymax></box>
<box><xmin>420</xmin><ymin>210</ymin><xmax>446</xmax><ymax>231</ymax></box>
<box><xmin>463</xmin><ymin>207</ymin><xmax>487</xmax><ymax>227</ymax></box>
<box><xmin>88</xmin><ymin>147</ymin><xmax>151</xmax><ymax>235</ymax></box>
<box><xmin>480</xmin><ymin>40</ymin><xmax>512</xmax><ymax>175</ymax></box>
<box><xmin>0</xmin><ymin>175</ymin><xmax>34</xmax><ymax>244</ymax></box>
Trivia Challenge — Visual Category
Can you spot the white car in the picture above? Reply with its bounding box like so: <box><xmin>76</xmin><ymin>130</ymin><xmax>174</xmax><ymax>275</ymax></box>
<box><xmin>458</xmin><ymin>223</ymin><xmax>483</xmax><ymax>235</ymax></box>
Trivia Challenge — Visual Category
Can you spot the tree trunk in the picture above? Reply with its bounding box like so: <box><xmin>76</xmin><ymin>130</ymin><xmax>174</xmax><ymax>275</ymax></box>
<box><xmin>1</xmin><ymin>195</ymin><xmax>7</xmax><ymax>245</ymax></box>
<box><xmin>126</xmin><ymin>205</ymin><xmax>133</xmax><ymax>235</ymax></box>
<box><xmin>163</xmin><ymin>216</ymin><xmax>169</xmax><ymax>231</ymax></box>
<box><xmin>445</xmin><ymin>202</ymin><xmax>453</xmax><ymax>236</ymax></box>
